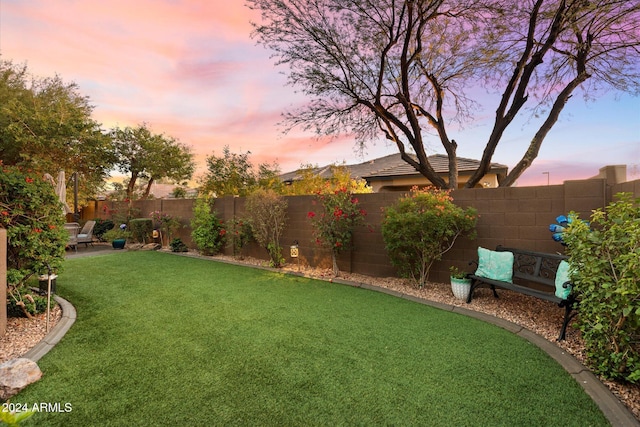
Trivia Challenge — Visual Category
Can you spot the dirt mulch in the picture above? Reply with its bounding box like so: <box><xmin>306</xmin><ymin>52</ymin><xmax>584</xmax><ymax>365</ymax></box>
<box><xmin>1</xmin><ymin>305</ymin><xmax>61</xmax><ymax>364</ymax></box>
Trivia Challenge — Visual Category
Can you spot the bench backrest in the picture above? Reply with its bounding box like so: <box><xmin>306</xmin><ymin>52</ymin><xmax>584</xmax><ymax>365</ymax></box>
<box><xmin>496</xmin><ymin>246</ymin><xmax>567</xmax><ymax>288</ymax></box>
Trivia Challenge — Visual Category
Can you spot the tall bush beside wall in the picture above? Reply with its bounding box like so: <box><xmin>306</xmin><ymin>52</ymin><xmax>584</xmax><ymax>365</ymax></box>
<box><xmin>0</xmin><ymin>165</ymin><xmax>67</xmax><ymax>316</ymax></box>
<box><xmin>0</xmin><ymin>166</ymin><xmax>67</xmax><ymax>285</ymax></box>
<box><xmin>381</xmin><ymin>187</ymin><xmax>477</xmax><ymax>288</ymax></box>
<box><xmin>565</xmin><ymin>192</ymin><xmax>640</xmax><ymax>383</ymax></box>
<box><xmin>129</xmin><ymin>218</ymin><xmax>153</xmax><ymax>243</ymax></box>
<box><xmin>308</xmin><ymin>186</ymin><xmax>367</xmax><ymax>276</ymax></box>
<box><xmin>244</xmin><ymin>189</ymin><xmax>288</xmax><ymax>267</ymax></box>
<box><xmin>190</xmin><ymin>198</ymin><xmax>227</xmax><ymax>255</ymax></box>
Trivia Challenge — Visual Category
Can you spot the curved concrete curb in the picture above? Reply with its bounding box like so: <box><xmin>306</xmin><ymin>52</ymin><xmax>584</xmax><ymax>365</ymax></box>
<box><xmin>176</xmin><ymin>253</ymin><xmax>638</xmax><ymax>426</ymax></box>
<box><xmin>24</xmin><ymin>295</ymin><xmax>76</xmax><ymax>363</ymax></box>
<box><xmin>343</xmin><ymin>278</ymin><xmax>640</xmax><ymax>427</ymax></box>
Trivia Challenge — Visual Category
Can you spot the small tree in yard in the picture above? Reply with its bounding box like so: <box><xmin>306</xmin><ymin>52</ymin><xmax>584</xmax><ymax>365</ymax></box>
<box><xmin>308</xmin><ymin>184</ymin><xmax>367</xmax><ymax>276</ymax></box>
<box><xmin>244</xmin><ymin>189</ymin><xmax>288</xmax><ymax>267</ymax></box>
<box><xmin>564</xmin><ymin>193</ymin><xmax>639</xmax><ymax>384</ymax></box>
<box><xmin>382</xmin><ymin>187</ymin><xmax>477</xmax><ymax>288</ymax></box>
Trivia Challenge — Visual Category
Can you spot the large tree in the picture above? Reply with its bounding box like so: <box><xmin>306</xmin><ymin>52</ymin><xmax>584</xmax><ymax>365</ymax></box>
<box><xmin>199</xmin><ymin>145</ymin><xmax>281</xmax><ymax>197</ymax></box>
<box><xmin>247</xmin><ymin>0</ymin><xmax>640</xmax><ymax>188</ymax></box>
<box><xmin>110</xmin><ymin>124</ymin><xmax>195</xmax><ymax>200</ymax></box>
<box><xmin>0</xmin><ymin>59</ymin><xmax>115</xmax><ymax>199</ymax></box>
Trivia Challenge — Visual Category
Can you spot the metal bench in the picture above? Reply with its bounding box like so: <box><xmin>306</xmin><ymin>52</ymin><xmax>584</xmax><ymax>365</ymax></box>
<box><xmin>467</xmin><ymin>245</ymin><xmax>577</xmax><ymax>341</ymax></box>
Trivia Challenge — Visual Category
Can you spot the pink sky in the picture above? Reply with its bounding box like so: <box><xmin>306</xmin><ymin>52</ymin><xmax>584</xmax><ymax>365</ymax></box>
<box><xmin>1</xmin><ymin>0</ymin><xmax>639</xmax><ymax>186</ymax></box>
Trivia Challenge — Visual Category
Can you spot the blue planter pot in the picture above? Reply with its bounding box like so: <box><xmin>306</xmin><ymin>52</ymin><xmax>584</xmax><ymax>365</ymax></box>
<box><xmin>112</xmin><ymin>239</ymin><xmax>126</xmax><ymax>249</ymax></box>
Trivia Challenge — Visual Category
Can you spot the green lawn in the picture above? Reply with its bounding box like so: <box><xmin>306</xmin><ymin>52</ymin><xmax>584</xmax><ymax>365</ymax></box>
<box><xmin>13</xmin><ymin>251</ymin><xmax>607</xmax><ymax>426</ymax></box>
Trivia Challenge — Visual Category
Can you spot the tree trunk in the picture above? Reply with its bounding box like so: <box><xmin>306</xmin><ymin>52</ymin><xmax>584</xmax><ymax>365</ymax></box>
<box><xmin>331</xmin><ymin>252</ymin><xmax>339</xmax><ymax>277</ymax></box>
<box><xmin>142</xmin><ymin>177</ymin><xmax>155</xmax><ymax>199</ymax></box>
<box><xmin>127</xmin><ymin>171</ymin><xmax>139</xmax><ymax>201</ymax></box>
<box><xmin>500</xmin><ymin>72</ymin><xmax>590</xmax><ymax>187</ymax></box>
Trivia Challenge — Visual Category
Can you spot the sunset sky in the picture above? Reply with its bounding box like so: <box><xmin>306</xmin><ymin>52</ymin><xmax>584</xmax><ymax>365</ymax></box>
<box><xmin>1</xmin><ymin>0</ymin><xmax>639</xmax><ymax>186</ymax></box>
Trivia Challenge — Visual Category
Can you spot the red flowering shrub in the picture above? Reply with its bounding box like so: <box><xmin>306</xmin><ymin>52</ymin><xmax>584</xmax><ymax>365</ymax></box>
<box><xmin>308</xmin><ymin>185</ymin><xmax>367</xmax><ymax>276</ymax></box>
<box><xmin>0</xmin><ymin>164</ymin><xmax>67</xmax><ymax>316</ymax></box>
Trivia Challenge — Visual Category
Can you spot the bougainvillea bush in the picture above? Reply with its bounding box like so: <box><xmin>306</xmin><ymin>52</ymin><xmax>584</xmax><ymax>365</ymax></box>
<box><xmin>564</xmin><ymin>192</ymin><xmax>639</xmax><ymax>383</ymax></box>
<box><xmin>190</xmin><ymin>198</ymin><xmax>227</xmax><ymax>255</ymax></box>
<box><xmin>0</xmin><ymin>164</ymin><xmax>67</xmax><ymax>316</ymax></box>
<box><xmin>382</xmin><ymin>186</ymin><xmax>477</xmax><ymax>288</ymax></box>
<box><xmin>308</xmin><ymin>185</ymin><xmax>367</xmax><ymax>276</ymax></box>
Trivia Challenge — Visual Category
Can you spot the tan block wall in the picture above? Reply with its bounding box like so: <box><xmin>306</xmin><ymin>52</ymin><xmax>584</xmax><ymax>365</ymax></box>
<box><xmin>95</xmin><ymin>178</ymin><xmax>639</xmax><ymax>284</ymax></box>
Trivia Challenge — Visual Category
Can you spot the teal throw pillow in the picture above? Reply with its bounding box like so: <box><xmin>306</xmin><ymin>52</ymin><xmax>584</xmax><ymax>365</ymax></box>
<box><xmin>555</xmin><ymin>260</ymin><xmax>572</xmax><ymax>299</ymax></box>
<box><xmin>475</xmin><ymin>247</ymin><xmax>514</xmax><ymax>283</ymax></box>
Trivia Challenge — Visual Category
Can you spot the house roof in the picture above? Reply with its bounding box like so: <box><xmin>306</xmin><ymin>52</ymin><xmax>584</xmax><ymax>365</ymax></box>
<box><xmin>281</xmin><ymin>153</ymin><xmax>508</xmax><ymax>182</ymax></box>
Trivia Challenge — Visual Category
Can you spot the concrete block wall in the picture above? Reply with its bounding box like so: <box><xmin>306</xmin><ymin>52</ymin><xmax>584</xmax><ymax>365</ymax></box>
<box><xmin>97</xmin><ymin>177</ymin><xmax>638</xmax><ymax>284</ymax></box>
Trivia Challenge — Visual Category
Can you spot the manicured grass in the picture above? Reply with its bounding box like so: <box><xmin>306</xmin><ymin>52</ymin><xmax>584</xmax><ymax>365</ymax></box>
<box><xmin>14</xmin><ymin>251</ymin><xmax>607</xmax><ymax>426</ymax></box>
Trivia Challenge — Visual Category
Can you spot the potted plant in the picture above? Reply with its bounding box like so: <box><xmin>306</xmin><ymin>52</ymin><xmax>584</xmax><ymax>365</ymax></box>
<box><xmin>449</xmin><ymin>266</ymin><xmax>472</xmax><ymax>300</ymax></box>
<box><xmin>103</xmin><ymin>224</ymin><xmax>132</xmax><ymax>249</ymax></box>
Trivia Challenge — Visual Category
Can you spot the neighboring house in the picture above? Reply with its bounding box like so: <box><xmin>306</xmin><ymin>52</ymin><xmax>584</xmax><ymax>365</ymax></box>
<box><xmin>142</xmin><ymin>183</ymin><xmax>198</xmax><ymax>199</ymax></box>
<box><xmin>281</xmin><ymin>153</ymin><xmax>509</xmax><ymax>191</ymax></box>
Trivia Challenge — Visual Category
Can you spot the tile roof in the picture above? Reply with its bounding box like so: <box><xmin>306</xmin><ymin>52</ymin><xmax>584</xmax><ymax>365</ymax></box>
<box><xmin>281</xmin><ymin>153</ymin><xmax>508</xmax><ymax>181</ymax></box>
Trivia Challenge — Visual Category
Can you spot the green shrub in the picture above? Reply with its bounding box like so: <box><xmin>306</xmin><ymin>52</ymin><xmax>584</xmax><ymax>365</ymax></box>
<box><xmin>308</xmin><ymin>186</ymin><xmax>367</xmax><ymax>276</ymax></box>
<box><xmin>7</xmin><ymin>287</ymin><xmax>56</xmax><ymax>318</ymax></box>
<box><xmin>244</xmin><ymin>189</ymin><xmax>287</xmax><ymax>267</ymax></box>
<box><xmin>94</xmin><ymin>219</ymin><xmax>115</xmax><ymax>241</ymax></box>
<box><xmin>564</xmin><ymin>192</ymin><xmax>640</xmax><ymax>383</ymax></box>
<box><xmin>129</xmin><ymin>218</ymin><xmax>153</xmax><ymax>243</ymax></box>
<box><xmin>0</xmin><ymin>165</ymin><xmax>66</xmax><ymax>313</ymax></box>
<box><xmin>170</xmin><ymin>238</ymin><xmax>189</xmax><ymax>253</ymax></box>
<box><xmin>381</xmin><ymin>186</ymin><xmax>477</xmax><ymax>288</ymax></box>
<box><xmin>190</xmin><ymin>198</ymin><xmax>227</xmax><ymax>255</ymax></box>
<box><xmin>102</xmin><ymin>227</ymin><xmax>132</xmax><ymax>242</ymax></box>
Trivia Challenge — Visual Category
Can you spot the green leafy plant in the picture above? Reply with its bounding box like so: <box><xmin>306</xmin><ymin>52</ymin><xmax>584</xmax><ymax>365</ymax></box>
<box><xmin>169</xmin><ymin>238</ymin><xmax>189</xmax><ymax>253</ymax></box>
<box><xmin>7</xmin><ymin>287</ymin><xmax>55</xmax><ymax>318</ymax></box>
<box><xmin>0</xmin><ymin>165</ymin><xmax>67</xmax><ymax>316</ymax></box>
<box><xmin>244</xmin><ymin>189</ymin><xmax>288</xmax><ymax>267</ymax></box>
<box><xmin>382</xmin><ymin>186</ymin><xmax>477</xmax><ymax>288</ymax></box>
<box><xmin>129</xmin><ymin>218</ymin><xmax>153</xmax><ymax>243</ymax></box>
<box><xmin>190</xmin><ymin>198</ymin><xmax>227</xmax><ymax>255</ymax></box>
<box><xmin>449</xmin><ymin>266</ymin><xmax>468</xmax><ymax>280</ymax></box>
<box><xmin>564</xmin><ymin>192</ymin><xmax>639</xmax><ymax>383</ymax></box>
<box><xmin>0</xmin><ymin>408</ymin><xmax>35</xmax><ymax>426</ymax></box>
<box><xmin>308</xmin><ymin>185</ymin><xmax>367</xmax><ymax>276</ymax></box>
<box><xmin>94</xmin><ymin>218</ymin><xmax>115</xmax><ymax>241</ymax></box>
<box><xmin>102</xmin><ymin>225</ymin><xmax>132</xmax><ymax>242</ymax></box>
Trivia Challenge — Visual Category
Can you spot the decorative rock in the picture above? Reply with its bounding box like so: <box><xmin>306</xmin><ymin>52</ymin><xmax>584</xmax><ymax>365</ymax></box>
<box><xmin>0</xmin><ymin>358</ymin><xmax>42</xmax><ymax>400</ymax></box>
<box><xmin>127</xmin><ymin>243</ymin><xmax>162</xmax><ymax>251</ymax></box>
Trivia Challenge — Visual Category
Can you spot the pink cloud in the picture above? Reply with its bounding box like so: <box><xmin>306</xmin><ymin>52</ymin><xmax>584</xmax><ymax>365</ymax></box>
<box><xmin>2</xmin><ymin>0</ymin><xmax>637</xmax><ymax>187</ymax></box>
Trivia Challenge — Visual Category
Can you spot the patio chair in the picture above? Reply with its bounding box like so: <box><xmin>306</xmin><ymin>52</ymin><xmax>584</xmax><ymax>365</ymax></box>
<box><xmin>64</xmin><ymin>222</ymin><xmax>80</xmax><ymax>252</ymax></box>
<box><xmin>77</xmin><ymin>220</ymin><xmax>96</xmax><ymax>247</ymax></box>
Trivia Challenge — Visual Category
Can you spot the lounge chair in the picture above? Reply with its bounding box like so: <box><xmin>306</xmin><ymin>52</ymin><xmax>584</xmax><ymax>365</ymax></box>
<box><xmin>64</xmin><ymin>222</ymin><xmax>80</xmax><ymax>252</ymax></box>
<box><xmin>77</xmin><ymin>220</ymin><xmax>96</xmax><ymax>247</ymax></box>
